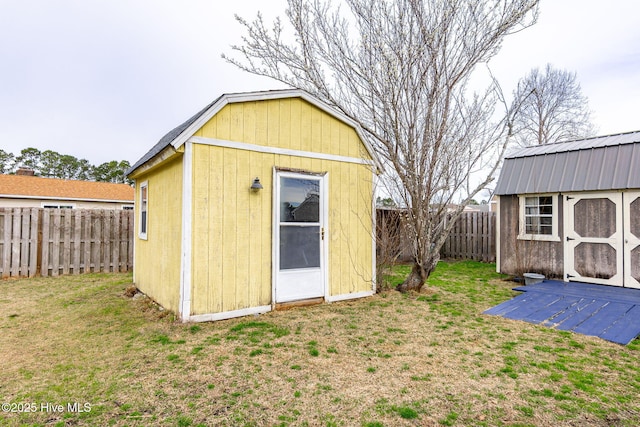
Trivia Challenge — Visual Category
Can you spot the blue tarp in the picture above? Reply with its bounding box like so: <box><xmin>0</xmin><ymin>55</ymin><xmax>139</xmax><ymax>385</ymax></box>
<box><xmin>484</xmin><ymin>280</ymin><xmax>640</xmax><ymax>345</ymax></box>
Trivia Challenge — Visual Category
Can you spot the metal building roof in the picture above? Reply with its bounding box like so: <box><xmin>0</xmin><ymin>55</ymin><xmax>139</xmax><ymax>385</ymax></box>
<box><xmin>494</xmin><ymin>130</ymin><xmax>640</xmax><ymax>195</ymax></box>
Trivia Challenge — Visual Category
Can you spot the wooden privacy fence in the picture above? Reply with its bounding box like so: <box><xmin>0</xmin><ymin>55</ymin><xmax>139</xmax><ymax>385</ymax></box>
<box><xmin>0</xmin><ymin>208</ymin><xmax>134</xmax><ymax>278</ymax></box>
<box><xmin>376</xmin><ymin>209</ymin><xmax>496</xmax><ymax>263</ymax></box>
<box><xmin>441</xmin><ymin>211</ymin><xmax>496</xmax><ymax>262</ymax></box>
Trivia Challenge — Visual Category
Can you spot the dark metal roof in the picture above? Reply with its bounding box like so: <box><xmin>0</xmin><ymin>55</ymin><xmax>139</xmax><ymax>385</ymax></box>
<box><xmin>495</xmin><ymin>130</ymin><xmax>640</xmax><ymax>195</ymax></box>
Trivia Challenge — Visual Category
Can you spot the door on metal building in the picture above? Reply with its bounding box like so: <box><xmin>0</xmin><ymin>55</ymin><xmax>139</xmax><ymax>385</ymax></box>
<box><xmin>564</xmin><ymin>192</ymin><xmax>624</xmax><ymax>286</ymax></box>
<box><xmin>623</xmin><ymin>191</ymin><xmax>640</xmax><ymax>289</ymax></box>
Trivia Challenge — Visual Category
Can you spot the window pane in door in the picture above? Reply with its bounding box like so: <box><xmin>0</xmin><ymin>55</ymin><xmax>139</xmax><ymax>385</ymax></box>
<box><xmin>280</xmin><ymin>226</ymin><xmax>320</xmax><ymax>269</ymax></box>
<box><xmin>280</xmin><ymin>178</ymin><xmax>320</xmax><ymax>223</ymax></box>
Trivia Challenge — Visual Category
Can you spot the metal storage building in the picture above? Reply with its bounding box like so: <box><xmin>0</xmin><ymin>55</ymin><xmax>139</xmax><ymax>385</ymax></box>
<box><xmin>494</xmin><ymin>130</ymin><xmax>640</xmax><ymax>288</ymax></box>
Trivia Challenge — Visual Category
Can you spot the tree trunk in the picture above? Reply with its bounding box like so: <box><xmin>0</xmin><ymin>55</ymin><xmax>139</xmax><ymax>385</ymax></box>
<box><xmin>396</xmin><ymin>257</ymin><xmax>439</xmax><ymax>293</ymax></box>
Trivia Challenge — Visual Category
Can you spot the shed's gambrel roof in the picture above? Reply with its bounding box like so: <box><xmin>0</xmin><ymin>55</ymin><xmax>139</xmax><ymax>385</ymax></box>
<box><xmin>494</xmin><ymin>130</ymin><xmax>640</xmax><ymax>195</ymax></box>
<box><xmin>127</xmin><ymin>89</ymin><xmax>383</xmax><ymax>176</ymax></box>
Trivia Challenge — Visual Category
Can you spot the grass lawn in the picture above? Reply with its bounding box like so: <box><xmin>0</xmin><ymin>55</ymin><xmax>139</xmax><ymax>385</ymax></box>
<box><xmin>1</xmin><ymin>261</ymin><xmax>640</xmax><ymax>426</ymax></box>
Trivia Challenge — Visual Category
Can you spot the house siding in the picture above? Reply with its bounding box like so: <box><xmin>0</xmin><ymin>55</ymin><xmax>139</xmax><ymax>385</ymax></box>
<box><xmin>0</xmin><ymin>198</ymin><xmax>131</xmax><ymax>209</ymax></box>
<box><xmin>189</xmin><ymin>98</ymin><xmax>374</xmax><ymax>316</ymax></box>
<box><xmin>499</xmin><ymin>194</ymin><xmax>564</xmax><ymax>278</ymax></box>
<box><xmin>133</xmin><ymin>155</ymin><xmax>184</xmax><ymax>312</ymax></box>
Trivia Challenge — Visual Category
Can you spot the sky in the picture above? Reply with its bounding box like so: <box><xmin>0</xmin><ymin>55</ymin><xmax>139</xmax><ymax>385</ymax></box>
<box><xmin>1</xmin><ymin>0</ymin><xmax>639</xmax><ymax>167</ymax></box>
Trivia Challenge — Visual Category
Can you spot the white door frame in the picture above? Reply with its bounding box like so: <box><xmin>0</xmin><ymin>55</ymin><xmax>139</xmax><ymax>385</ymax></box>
<box><xmin>564</xmin><ymin>192</ymin><xmax>624</xmax><ymax>286</ymax></box>
<box><xmin>623</xmin><ymin>191</ymin><xmax>640</xmax><ymax>289</ymax></box>
<box><xmin>272</xmin><ymin>169</ymin><xmax>329</xmax><ymax>304</ymax></box>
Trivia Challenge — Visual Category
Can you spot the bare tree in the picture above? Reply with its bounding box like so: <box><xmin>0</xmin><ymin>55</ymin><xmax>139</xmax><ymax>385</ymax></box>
<box><xmin>225</xmin><ymin>0</ymin><xmax>539</xmax><ymax>292</ymax></box>
<box><xmin>511</xmin><ymin>64</ymin><xmax>595</xmax><ymax>147</ymax></box>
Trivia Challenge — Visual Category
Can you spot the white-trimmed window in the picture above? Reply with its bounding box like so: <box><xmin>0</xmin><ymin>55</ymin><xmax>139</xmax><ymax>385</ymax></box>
<box><xmin>139</xmin><ymin>182</ymin><xmax>148</xmax><ymax>239</ymax></box>
<box><xmin>518</xmin><ymin>194</ymin><xmax>560</xmax><ymax>241</ymax></box>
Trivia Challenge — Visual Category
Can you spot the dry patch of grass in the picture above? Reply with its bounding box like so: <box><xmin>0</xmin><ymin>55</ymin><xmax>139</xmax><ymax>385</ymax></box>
<box><xmin>1</xmin><ymin>262</ymin><xmax>640</xmax><ymax>426</ymax></box>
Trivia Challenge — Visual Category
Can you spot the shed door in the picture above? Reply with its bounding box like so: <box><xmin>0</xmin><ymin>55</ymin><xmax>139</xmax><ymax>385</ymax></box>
<box><xmin>624</xmin><ymin>191</ymin><xmax>640</xmax><ymax>289</ymax></box>
<box><xmin>274</xmin><ymin>172</ymin><xmax>327</xmax><ymax>303</ymax></box>
<box><xmin>564</xmin><ymin>192</ymin><xmax>623</xmax><ymax>286</ymax></box>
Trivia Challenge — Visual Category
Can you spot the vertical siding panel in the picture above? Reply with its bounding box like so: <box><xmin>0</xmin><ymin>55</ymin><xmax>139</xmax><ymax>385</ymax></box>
<box><xmin>243</xmin><ymin>101</ymin><xmax>257</xmax><ymax>144</ymax></box>
<box><xmin>353</xmin><ymin>165</ymin><xmax>363</xmax><ymax>291</ymax></box>
<box><xmin>209</xmin><ymin>146</ymin><xmax>224</xmax><ymax>314</ymax></box>
<box><xmin>348</xmin><ymin>129</ymin><xmax>359</xmax><ymax>158</ymax></box>
<box><xmin>311</xmin><ymin>158</ymin><xmax>323</xmax><ymax>174</ymax></box>
<box><xmin>329</xmin><ymin>118</ymin><xmax>341</xmax><ymax>157</ymax></box>
<box><xmin>267</xmin><ymin>99</ymin><xmax>280</xmax><ymax>149</ymax></box>
<box><xmin>222</xmin><ymin>148</ymin><xmax>238</xmax><ymax>311</ymax></box>
<box><xmin>300</xmin><ymin>100</ymin><xmax>312</xmax><ymax>152</ymax></box>
<box><xmin>230</xmin><ymin>103</ymin><xmax>244</xmax><ymax>142</ymax></box>
<box><xmin>279</xmin><ymin>100</ymin><xmax>291</xmax><ymax>149</ymax></box>
<box><xmin>310</xmin><ymin>106</ymin><xmax>322</xmax><ymax>153</ymax></box>
<box><xmin>332</xmin><ymin>162</ymin><xmax>344</xmax><ymax>296</ymax></box>
<box><xmin>321</xmin><ymin>113</ymin><xmax>332</xmax><ymax>157</ymax></box>
<box><xmin>248</xmin><ymin>151</ymin><xmax>262</xmax><ymax>308</ymax></box>
<box><xmin>277</xmin><ymin>154</ymin><xmax>291</xmax><ymax>170</ymax></box>
<box><xmin>323</xmin><ymin>161</ymin><xmax>331</xmax><ymax>293</ymax></box>
<box><xmin>289</xmin><ymin>155</ymin><xmax>301</xmax><ymax>171</ymax></box>
<box><xmin>255</xmin><ymin>100</ymin><xmax>268</xmax><ymax>145</ymax></box>
<box><xmin>362</xmin><ymin>167</ymin><xmax>374</xmax><ymax>286</ymax></box>
<box><xmin>348</xmin><ymin>161</ymin><xmax>358</xmax><ymax>293</ymax></box>
<box><xmin>216</xmin><ymin>106</ymin><xmax>231</xmax><ymax>140</ymax></box>
<box><xmin>339</xmin><ymin>163</ymin><xmax>350</xmax><ymax>295</ymax></box>
<box><xmin>298</xmin><ymin>157</ymin><xmax>313</xmax><ymax>173</ymax></box>
<box><xmin>191</xmin><ymin>145</ymin><xmax>210</xmax><ymax>314</ymax></box>
<box><xmin>236</xmin><ymin>150</ymin><xmax>251</xmax><ymax>310</ymax></box>
<box><xmin>261</xmin><ymin>153</ymin><xmax>274</xmax><ymax>306</ymax></box>
<box><xmin>339</xmin><ymin>124</ymin><xmax>350</xmax><ymax>157</ymax></box>
<box><xmin>289</xmin><ymin>98</ymin><xmax>301</xmax><ymax>151</ymax></box>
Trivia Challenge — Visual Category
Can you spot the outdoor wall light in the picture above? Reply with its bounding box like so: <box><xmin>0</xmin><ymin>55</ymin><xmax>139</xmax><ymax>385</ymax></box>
<box><xmin>251</xmin><ymin>177</ymin><xmax>263</xmax><ymax>191</ymax></box>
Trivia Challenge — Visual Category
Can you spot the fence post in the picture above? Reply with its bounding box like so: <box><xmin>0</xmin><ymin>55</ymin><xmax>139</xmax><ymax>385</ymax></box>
<box><xmin>41</xmin><ymin>209</ymin><xmax>50</xmax><ymax>277</ymax></box>
<box><xmin>1</xmin><ymin>210</ymin><xmax>10</xmax><ymax>278</ymax></box>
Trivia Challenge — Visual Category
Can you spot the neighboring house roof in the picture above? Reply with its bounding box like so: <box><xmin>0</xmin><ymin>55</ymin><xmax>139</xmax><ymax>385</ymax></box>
<box><xmin>0</xmin><ymin>174</ymin><xmax>134</xmax><ymax>202</ymax></box>
<box><xmin>495</xmin><ymin>130</ymin><xmax>640</xmax><ymax>195</ymax></box>
<box><xmin>127</xmin><ymin>89</ymin><xmax>383</xmax><ymax>176</ymax></box>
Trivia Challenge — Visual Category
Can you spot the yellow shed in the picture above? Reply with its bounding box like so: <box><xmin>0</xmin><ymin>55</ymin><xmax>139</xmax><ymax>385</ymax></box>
<box><xmin>127</xmin><ymin>89</ymin><xmax>382</xmax><ymax>322</ymax></box>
